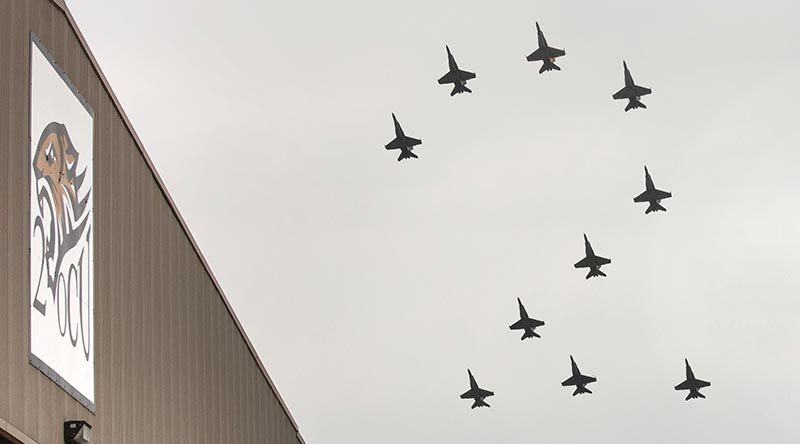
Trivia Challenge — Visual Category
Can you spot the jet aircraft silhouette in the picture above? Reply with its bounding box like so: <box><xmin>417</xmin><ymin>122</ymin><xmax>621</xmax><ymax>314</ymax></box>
<box><xmin>526</xmin><ymin>22</ymin><xmax>566</xmax><ymax>74</ymax></box>
<box><xmin>384</xmin><ymin>113</ymin><xmax>422</xmax><ymax>161</ymax></box>
<box><xmin>508</xmin><ymin>298</ymin><xmax>545</xmax><ymax>340</ymax></box>
<box><xmin>634</xmin><ymin>166</ymin><xmax>672</xmax><ymax>214</ymax></box>
<box><xmin>574</xmin><ymin>234</ymin><xmax>611</xmax><ymax>279</ymax></box>
<box><xmin>437</xmin><ymin>46</ymin><xmax>476</xmax><ymax>96</ymax></box>
<box><xmin>561</xmin><ymin>355</ymin><xmax>596</xmax><ymax>396</ymax></box>
<box><xmin>612</xmin><ymin>61</ymin><xmax>651</xmax><ymax>111</ymax></box>
<box><xmin>674</xmin><ymin>359</ymin><xmax>711</xmax><ymax>400</ymax></box>
<box><xmin>460</xmin><ymin>369</ymin><xmax>494</xmax><ymax>408</ymax></box>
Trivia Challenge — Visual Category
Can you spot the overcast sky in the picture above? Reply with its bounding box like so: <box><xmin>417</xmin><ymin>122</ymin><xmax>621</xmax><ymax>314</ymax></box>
<box><xmin>69</xmin><ymin>0</ymin><xmax>800</xmax><ymax>442</ymax></box>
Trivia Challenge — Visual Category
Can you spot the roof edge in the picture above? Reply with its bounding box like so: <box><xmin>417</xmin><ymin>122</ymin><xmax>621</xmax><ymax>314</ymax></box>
<box><xmin>50</xmin><ymin>0</ymin><xmax>303</xmax><ymax>437</ymax></box>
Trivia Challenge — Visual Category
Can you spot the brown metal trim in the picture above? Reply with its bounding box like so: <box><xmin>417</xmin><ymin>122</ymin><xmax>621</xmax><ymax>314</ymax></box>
<box><xmin>48</xmin><ymin>0</ymin><xmax>303</xmax><ymax>436</ymax></box>
<box><xmin>0</xmin><ymin>417</ymin><xmax>38</xmax><ymax>444</ymax></box>
<box><xmin>0</xmin><ymin>428</ymin><xmax>18</xmax><ymax>444</ymax></box>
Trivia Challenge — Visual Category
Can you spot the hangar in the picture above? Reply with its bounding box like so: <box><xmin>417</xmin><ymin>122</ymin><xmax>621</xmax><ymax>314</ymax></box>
<box><xmin>0</xmin><ymin>1</ymin><xmax>304</xmax><ymax>442</ymax></box>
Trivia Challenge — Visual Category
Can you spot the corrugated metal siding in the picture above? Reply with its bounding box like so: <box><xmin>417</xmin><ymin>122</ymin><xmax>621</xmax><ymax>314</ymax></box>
<box><xmin>0</xmin><ymin>1</ymin><xmax>303</xmax><ymax>443</ymax></box>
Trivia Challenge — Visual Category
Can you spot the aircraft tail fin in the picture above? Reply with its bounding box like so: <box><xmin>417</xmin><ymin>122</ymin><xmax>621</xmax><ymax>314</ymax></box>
<box><xmin>539</xmin><ymin>62</ymin><xmax>550</xmax><ymax>74</ymax></box>
<box><xmin>573</xmin><ymin>385</ymin><xmax>592</xmax><ymax>396</ymax></box>
<box><xmin>450</xmin><ymin>84</ymin><xmax>472</xmax><ymax>96</ymax></box>
<box><xmin>586</xmin><ymin>268</ymin><xmax>607</xmax><ymax>279</ymax></box>
<box><xmin>686</xmin><ymin>390</ymin><xmax>706</xmax><ymax>401</ymax></box>
<box><xmin>539</xmin><ymin>60</ymin><xmax>561</xmax><ymax>74</ymax></box>
<box><xmin>645</xmin><ymin>202</ymin><xmax>667</xmax><ymax>214</ymax></box>
<box><xmin>686</xmin><ymin>392</ymin><xmax>704</xmax><ymax>401</ymax></box>
<box><xmin>471</xmin><ymin>398</ymin><xmax>490</xmax><ymax>409</ymax></box>
<box><xmin>625</xmin><ymin>99</ymin><xmax>647</xmax><ymax>112</ymax></box>
<box><xmin>521</xmin><ymin>330</ymin><xmax>541</xmax><ymax>340</ymax></box>
<box><xmin>397</xmin><ymin>150</ymin><xmax>418</xmax><ymax>162</ymax></box>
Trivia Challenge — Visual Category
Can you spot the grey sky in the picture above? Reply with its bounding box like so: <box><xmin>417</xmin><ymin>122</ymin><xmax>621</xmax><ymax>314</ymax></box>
<box><xmin>70</xmin><ymin>0</ymin><xmax>800</xmax><ymax>442</ymax></box>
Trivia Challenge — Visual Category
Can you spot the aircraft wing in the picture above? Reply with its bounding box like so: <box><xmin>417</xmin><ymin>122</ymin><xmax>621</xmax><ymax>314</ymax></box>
<box><xmin>635</xmin><ymin>189</ymin><xmax>671</xmax><ymax>202</ymax></box>
<box><xmin>613</xmin><ymin>86</ymin><xmax>634</xmax><ymax>100</ymax></box>
<box><xmin>385</xmin><ymin>137</ymin><xmax>404</xmax><ymax>150</ymax></box>
<box><xmin>564</xmin><ymin>374</ymin><xmax>595</xmax><ymax>386</ymax></box>
<box><xmin>674</xmin><ymin>380</ymin><xmax>691</xmax><ymax>391</ymax></box>
<box><xmin>633</xmin><ymin>190</ymin><xmax>651</xmax><ymax>203</ymax></box>
<box><xmin>526</xmin><ymin>48</ymin><xmax>545</xmax><ymax>61</ymax></box>
<box><xmin>458</xmin><ymin>69</ymin><xmax>476</xmax><ymax>80</ymax></box>
<box><xmin>548</xmin><ymin>47</ymin><xmax>566</xmax><ymax>58</ymax></box>
<box><xmin>574</xmin><ymin>257</ymin><xmax>592</xmax><ymax>269</ymax></box>
<box><xmin>580</xmin><ymin>375</ymin><xmax>597</xmax><ymax>384</ymax></box>
<box><xmin>695</xmin><ymin>379</ymin><xmax>711</xmax><ymax>388</ymax></box>
<box><xmin>460</xmin><ymin>389</ymin><xmax>477</xmax><ymax>399</ymax></box>
<box><xmin>387</xmin><ymin>136</ymin><xmax>421</xmax><ymax>150</ymax></box>
<box><xmin>509</xmin><ymin>319</ymin><xmax>527</xmax><ymax>330</ymax></box>
<box><xmin>438</xmin><ymin>71</ymin><xmax>457</xmax><ymax>85</ymax></box>
<box><xmin>477</xmin><ymin>388</ymin><xmax>494</xmax><ymax>398</ymax></box>
<box><xmin>561</xmin><ymin>376</ymin><xmax>580</xmax><ymax>386</ymax></box>
<box><xmin>653</xmin><ymin>189</ymin><xmax>672</xmax><ymax>200</ymax></box>
<box><xmin>594</xmin><ymin>256</ymin><xmax>611</xmax><ymax>266</ymax></box>
<box><xmin>634</xmin><ymin>85</ymin><xmax>652</xmax><ymax>97</ymax></box>
<box><xmin>405</xmin><ymin>136</ymin><xmax>422</xmax><ymax>147</ymax></box>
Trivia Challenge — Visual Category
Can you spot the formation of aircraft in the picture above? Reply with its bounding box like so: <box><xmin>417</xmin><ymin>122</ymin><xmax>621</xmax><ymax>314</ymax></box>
<box><xmin>574</xmin><ymin>234</ymin><xmax>611</xmax><ymax>279</ymax></box>
<box><xmin>374</xmin><ymin>17</ymin><xmax>711</xmax><ymax>408</ymax></box>
<box><xmin>561</xmin><ymin>356</ymin><xmax>597</xmax><ymax>396</ymax></box>
<box><xmin>385</xmin><ymin>21</ymin><xmax>651</xmax><ymax>162</ymax></box>
<box><xmin>460</xmin><ymin>369</ymin><xmax>494</xmax><ymax>409</ymax></box>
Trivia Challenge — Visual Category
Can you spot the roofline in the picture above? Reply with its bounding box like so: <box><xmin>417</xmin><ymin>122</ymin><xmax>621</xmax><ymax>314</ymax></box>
<box><xmin>49</xmin><ymin>0</ymin><xmax>303</xmax><ymax>437</ymax></box>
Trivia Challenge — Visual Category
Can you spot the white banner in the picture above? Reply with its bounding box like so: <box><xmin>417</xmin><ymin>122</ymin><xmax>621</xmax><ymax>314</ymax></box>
<box><xmin>29</xmin><ymin>34</ymin><xmax>95</xmax><ymax>408</ymax></box>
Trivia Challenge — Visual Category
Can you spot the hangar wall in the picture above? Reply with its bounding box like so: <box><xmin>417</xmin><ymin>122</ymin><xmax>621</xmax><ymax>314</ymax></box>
<box><xmin>0</xmin><ymin>1</ymin><xmax>304</xmax><ymax>443</ymax></box>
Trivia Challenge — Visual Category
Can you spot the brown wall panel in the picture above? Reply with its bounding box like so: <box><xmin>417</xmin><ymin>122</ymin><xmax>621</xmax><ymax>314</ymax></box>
<box><xmin>0</xmin><ymin>1</ymin><xmax>303</xmax><ymax>443</ymax></box>
<box><xmin>0</xmin><ymin>0</ymin><xmax>12</xmax><ymax>427</ymax></box>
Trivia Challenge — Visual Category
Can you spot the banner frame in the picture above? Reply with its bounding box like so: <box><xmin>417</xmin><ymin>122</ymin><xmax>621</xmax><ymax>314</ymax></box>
<box><xmin>27</xmin><ymin>31</ymin><xmax>96</xmax><ymax>413</ymax></box>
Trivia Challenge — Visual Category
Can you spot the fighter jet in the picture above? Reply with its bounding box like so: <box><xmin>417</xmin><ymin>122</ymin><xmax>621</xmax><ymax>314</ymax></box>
<box><xmin>674</xmin><ymin>359</ymin><xmax>711</xmax><ymax>401</ymax></box>
<box><xmin>508</xmin><ymin>298</ymin><xmax>545</xmax><ymax>340</ymax></box>
<box><xmin>437</xmin><ymin>46</ymin><xmax>476</xmax><ymax>96</ymax></box>
<box><xmin>526</xmin><ymin>22</ymin><xmax>566</xmax><ymax>74</ymax></box>
<box><xmin>612</xmin><ymin>61</ymin><xmax>651</xmax><ymax>111</ymax></box>
<box><xmin>460</xmin><ymin>369</ymin><xmax>494</xmax><ymax>409</ymax></box>
<box><xmin>573</xmin><ymin>234</ymin><xmax>611</xmax><ymax>279</ymax></box>
<box><xmin>384</xmin><ymin>113</ymin><xmax>422</xmax><ymax>161</ymax></box>
<box><xmin>561</xmin><ymin>355</ymin><xmax>597</xmax><ymax>396</ymax></box>
<box><xmin>634</xmin><ymin>166</ymin><xmax>672</xmax><ymax>214</ymax></box>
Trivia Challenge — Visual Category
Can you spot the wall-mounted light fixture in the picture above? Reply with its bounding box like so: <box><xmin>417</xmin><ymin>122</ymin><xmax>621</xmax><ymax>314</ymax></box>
<box><xmin>64</xmin><ymin>421</ymin><xmax>91</xmax><ymax>444</ymax></box>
